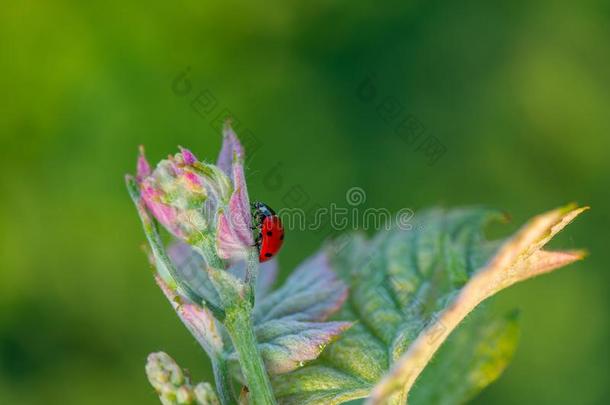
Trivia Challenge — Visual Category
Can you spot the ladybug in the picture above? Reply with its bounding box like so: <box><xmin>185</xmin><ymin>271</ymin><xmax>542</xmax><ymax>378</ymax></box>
<box><xmin>251</xmin><ymin>201</ymin><xmax>285</xmax><ymax>262</ymax></box>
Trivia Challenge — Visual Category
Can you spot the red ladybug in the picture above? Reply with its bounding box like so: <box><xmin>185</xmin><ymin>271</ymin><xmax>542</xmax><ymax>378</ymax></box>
<box><xmin>251</xmin><ymin>201</ymin><xmax>285</xmax><ymax>262</ymax></box>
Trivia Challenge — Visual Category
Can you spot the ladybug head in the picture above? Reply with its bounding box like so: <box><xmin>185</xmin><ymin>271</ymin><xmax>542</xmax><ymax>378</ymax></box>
<box><xmin>251</xmin><ymin>201</ymin><xmax>276</xmax><ymax>218</ymax></box>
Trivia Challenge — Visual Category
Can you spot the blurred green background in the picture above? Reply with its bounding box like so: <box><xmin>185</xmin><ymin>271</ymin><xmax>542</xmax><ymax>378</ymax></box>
<box><xmin>1</xmin><ymin>0</ymin><xmax>608</xmax><ymax>404</ymax></box>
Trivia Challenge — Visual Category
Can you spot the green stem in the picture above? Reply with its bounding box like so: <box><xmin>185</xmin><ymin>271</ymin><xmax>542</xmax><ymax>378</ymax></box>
<box><xmin>224</xmin><ymin>304</ymin><xmax>276</xmax><ymax>405</ymax></box>
<box><xmin>211</xmin><ymin>355</ymin><xmax>237</xmax><ymax>405</ymax></box>
<box><xmin>196</xmin><ymin>235</ymin><xmax>227</xmax><ymax>269</ymax></box>
<box><xmin>245</xmin><ymin>248</ymin><xmax>259</xmax><ymax>304</ymax></box>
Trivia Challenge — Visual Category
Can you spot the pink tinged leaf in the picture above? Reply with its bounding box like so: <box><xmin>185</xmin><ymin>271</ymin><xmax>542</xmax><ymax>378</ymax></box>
<box><xmin>168</xmin><ymin>241</ymin><xmax>221</xmax><ymax>306</ymax></box>
<box><xmin>167</xmin><ymin>240</ymin><xmax>195</xmax><ymax>265</ymax></box>
<box><xmin>216</xmin><ymin>212</ymin><xmax>249</xmax><ymax>260</ymax></box>
<box><xmin>238</xmin><ymin>320</ymin><xmax>353</xmax><ymax>375</ymax></box>
<box><xmin>137</xmin><ymin>145</ymin><xmax>151</xmax><ymax>182</ymax></box>
<box><xmin>511</xmin><ymin>249</ymin><xmax>586</xmax><ymax>284</ymax></box>
<box><xmin>155</xmin><ymin>276</ymin><xmax>223</xmax><ymax>355</ymax></box>
<box><xmin>217</xmin><ymin>123</ymin><xmax>245</xmax><ymax>176</ymax></box>
<box><xmin>253</xmin><ymin>251</ymin><xmax>349</xmax><ymax>324</ymax></box>
<box><xmin>215</xmin><ymin>162</ymin><xmax>254</xmax><ymax>259</ymax></box>
<box><xmin>215</xmin><ymin>125</ymin><xmax>253</xmax><ymax>260</ymax></box>
<box><xmin>230</xmin><ymin>162</ymin><xmax>254</xmax><ymax>244</ymax></box>
<box><xmin>141</xmin><ymin>184</ymin><xmax>186</xmax><ymax>239</ymax></box>
<box><xmin>183</xmin><ymin>171</ymin><xmax>204</xmax><ymax>192</ymax></box>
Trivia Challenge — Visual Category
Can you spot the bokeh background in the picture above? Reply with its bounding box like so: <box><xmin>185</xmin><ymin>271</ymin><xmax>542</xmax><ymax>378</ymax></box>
<box><xmin>1</xmin><ymin>1</ymin><xmax>608</xmax><ymax>404</ymax></box>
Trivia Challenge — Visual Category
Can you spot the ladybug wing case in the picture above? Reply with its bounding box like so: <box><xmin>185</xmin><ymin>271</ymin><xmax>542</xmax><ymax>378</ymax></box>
<box><xmin>259</xmin><ymin>216</ymin><xmax>284</xmax><ymax>262</ymax></box>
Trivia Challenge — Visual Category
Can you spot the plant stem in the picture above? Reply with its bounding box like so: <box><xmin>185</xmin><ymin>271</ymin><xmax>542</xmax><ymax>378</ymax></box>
<box><xmin>224</xmin><ymin>303</ymin><xmax>276</xmax><ymax>405</ymax></box>
<box><xmin>211</xmin><ymin>355</ymin><xmax>237</xmax><ymax>405</ymax></box>
<box><xmin>245</xmin><ymin>248</ymin><xmax>260</xmax><ymax>304</ymax></box>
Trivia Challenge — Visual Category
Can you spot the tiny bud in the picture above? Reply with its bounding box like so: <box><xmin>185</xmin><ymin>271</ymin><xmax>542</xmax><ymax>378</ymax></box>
<box><xmin>176</xmin><ymin>385</ymin><xmax>196</xmax><ymax>404</ymax></box>
<box><xmin>194</xmin><ymin>382</ymin><xmax>220</xmax><ymax>405</ymax></box>
<box><xmin>179</xmin><ymin>146</ymin><xmax>198</xmax><ymax>165</ymax></box>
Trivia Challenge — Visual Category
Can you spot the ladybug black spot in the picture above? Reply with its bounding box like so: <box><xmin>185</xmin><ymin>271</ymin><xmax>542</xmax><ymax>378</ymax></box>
<box><xmin>280</xmin><ymin>233</ymin><xmax>284</xmax><ymax>240</ymax></box>
<box><xmin>266</xmin><ymin>231</ymin><xmax>273</xmax><ymax>236</ymax></box>
<box><xmin>264</xmin><ymin>252</ymin><xmax>273</xmax><ymax>258</ymax></box>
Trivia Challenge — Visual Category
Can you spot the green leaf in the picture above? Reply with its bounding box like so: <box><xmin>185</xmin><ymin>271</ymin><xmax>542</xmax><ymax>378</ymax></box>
<box><xmin>227</xmin><ymin>252</ymin><xmax>352</xmax><ymax>376</ymax></box>
<box><xmin>161</xmin><ymin>238</ymin><xmax>352</xmax><ymax>385</ymax></box>
<box><xmin>409</xmin><ymin>308</ymin><xmax>520</xmax><ymax>405</ymax></box>
<box><xmin>231</xmin><ymin>320</ymin><xmax>352</xmax><ymax>375</ymax></box>
<box><xmin>272</xmin><ymin>205</ymin><xmax>586</xmax><ymax>404</ymax></box>
<box><xmin>168</xmin><ymin>241</ymin><xmax>280</xmax><ymax>308</ymax></box>
<box><xmin>156</xmin><ymin>276</ymin><xmax>224</xmax><ymax>358</ymax></box>
<box><xmin>253</xmin><ymin>252</ymin><xmax>348</xmax><ymax>324</ymax></box>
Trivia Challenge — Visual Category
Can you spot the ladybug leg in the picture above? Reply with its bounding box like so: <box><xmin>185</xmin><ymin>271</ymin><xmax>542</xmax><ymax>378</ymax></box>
<box><xmin>253</xmin><ymin>231</ymin><xmax>262</xmax><ymax>248</ymax></box>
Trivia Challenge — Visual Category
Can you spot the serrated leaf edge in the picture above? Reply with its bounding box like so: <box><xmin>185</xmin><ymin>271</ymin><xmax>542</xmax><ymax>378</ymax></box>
<box><xmin>366</xmin><ymin>205</ymin><xmax>587</xmax><ymax>404</ymax></box>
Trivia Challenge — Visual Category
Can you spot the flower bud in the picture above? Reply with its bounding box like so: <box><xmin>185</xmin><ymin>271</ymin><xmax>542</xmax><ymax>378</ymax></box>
<box><xmin>131</xmin><ymin>123</ymin><xmax>257</xmax><ymax>269</ymax></box>
<box><xmin>136</xmin><ymin>147</ymin><xmax>232</xmax><ymax>244</ymax></box>
<box><xmin>146</xmin><ymin>352</ymin><xmax>219</xmax><ymax>405</ymax></box>
<box><xmin>146</xmin><ymin>352</ymin><xmax>185</xmax><ymax>392</ymax></box>
<box><xmin>176</xmin><ymin>385</ymin><xmax>196</xmax><ymax>404</ymax></box>
<box><xmin>194</xmin><ymin>382</ymin><xmax>220</xmax><ymax>405</ymax></box>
